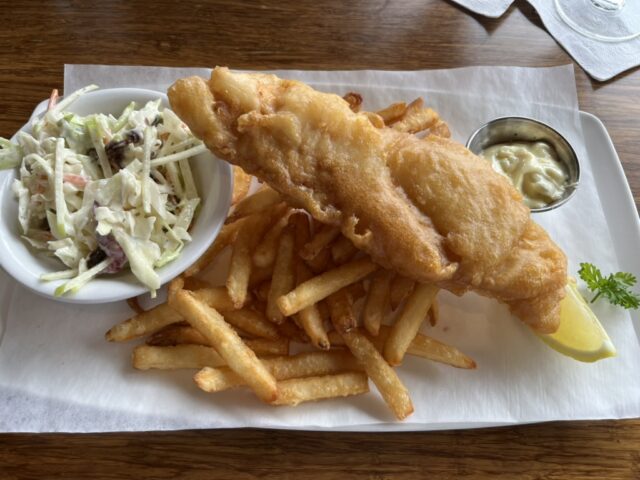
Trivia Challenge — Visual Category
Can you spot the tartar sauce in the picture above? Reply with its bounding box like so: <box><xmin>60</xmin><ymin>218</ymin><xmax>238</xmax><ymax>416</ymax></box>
<box><xmin>480</xmin><ymin>141</ymin><xmax>568</xmax><ymax>209</ymax></box>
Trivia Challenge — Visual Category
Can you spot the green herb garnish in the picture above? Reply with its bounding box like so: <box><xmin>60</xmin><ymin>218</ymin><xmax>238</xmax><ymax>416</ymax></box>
<box><xmin>578</xmin><ymin>262</ymin><xmax>640</xmax><ymax>310</ymax></box>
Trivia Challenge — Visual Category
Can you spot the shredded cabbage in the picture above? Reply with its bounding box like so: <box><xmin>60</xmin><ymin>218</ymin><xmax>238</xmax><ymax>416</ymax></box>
<box><xmin>0</xmin><ymin>139</ymin><xmax>23</xmax><ymax>169</ymax></box>
<box><xmin>0</xmin><ymin>85</ymin><xmax>203</xmax><ymax>296</ymax></box>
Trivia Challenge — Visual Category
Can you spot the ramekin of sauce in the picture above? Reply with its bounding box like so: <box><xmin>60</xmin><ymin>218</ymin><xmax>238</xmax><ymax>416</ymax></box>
<box><xmin>466</xmin><ymin>117</ymin><xmax>580</xmax><ymax>213</ymax></box>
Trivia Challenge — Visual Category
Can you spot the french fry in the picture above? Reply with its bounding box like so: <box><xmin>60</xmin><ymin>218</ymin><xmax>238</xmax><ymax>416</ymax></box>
<box><xmin>147</xmin><ymin>324</ymin><xmax>208</xmax><ymax>346</ymax></box>
<box><xmin>338</xmin><ymin>328</ymin><xmax>414</xmax><ymax>421</ymax></box>
<box><xmin>106</xmin><ymin>304</ymin><xmax>181</xmax><ymax>342</ymax></box>
<box><xmin>429</xmin><ymin>120</ymin><xmax>451</xmax><ymax>138</ymax></box>
<box><xmin>252</xmin><ymin>208</ymin><xmax>291</xmax><ymax>268</ymax></box>
<box><xmin>327</xmin><ymin>288</ymin><xmax>357</xmax><ymax>334</ymax></box>
<box><xmin>194</xmin><ymin>351</ymin><xmax>361</xmax><ymax>392</ymax></box>
<box><xmin>184</xmin><ymin>219</ymin><xmax>243</xmax><ymax>277</ymax></box>
<box><xmin>300</xmin><ymin>225</ymin><xmax>341</xmax><ymax>261</ymax></box>
<box><xmin>428</xmin><ymin>298</ymin><xmax>439</xmax><ymax>326</ymax></box>
<box><xmin>168</xmin><ymin>276</ymin><xmax>184</xmax><ymax>302</ymax></box>
<box><xmin>267</xmin><ymin>224</ymin><xmax>296</xmax><ymax>324</ymax></box>
<box><xmin>390</xmin><ymin>98</ymin><xmax>446</xmax><ymax>135</ymax></box>
<box><xmin>396</xmin><ymin>328</ymin><xmax>475</xmax><ymax>369</ymax></box>
<box><xmin>227</xmin><ymin>220</ymin><xmax>256</xmax><ymax>308</ymax></box>
<box><xmin>224</xmin><ymin>308</ymin><xmax>281</xmax><ymax>340</ymax></box>
<box><xmin>106</xmin><ymin>286</ymin><xmax>246</xmax><ymax>343</ymax></box>
<box><xmin>342</xmin><ymin>92</ymin><xmax>363</xmax><ymax>112</ymax></box>
<box><xmin>330</xmin><ymin>235</ymin><xmax>358</xmax><ymax>264</ymax></box>
<box><xmin>133</xmin><ymin>337</ymin><xmax>290</xmax><ymax>370</ymax></box>
<box><xmin>126</xmin><ymin>297</ymin><xmax>145</xmax><ymax>314</ymax></box>
<box><xmin>384</xmin><ymin>283</ymin><xmax>439</xmax><ymax>366</ymax></box>
<box><xmin>391</xmin><ymin>98</ymin><xmax>423</xmax><ymax>128</ymax></box>
<box><xmin>327</xmin><ymin>329</ymin><xmax>355</xmax><ymax>347</ymax></box>
<box><xmin>382</xmin><ymin>325</ymin><xmax>475</xmax><ymax>369</ymax></box>
<box><xmin>328</xmin><ymin>327</ymin><xmax>476</xmax><ymax>370</ymax></box>
<box><xmin>326</xmin><ymin>288</ymin><xmax>413</xmax><ymax>419</ymax></box>
<box><xmin>288</xmin><ymin>212</ymin><xmax>331</xmax><ymax>348</ymax></box>
<box><xmin>169</xmin><ymin>289</ymin><xmax>277</xmax><ymax>402</ymax></box>
<box><xmin>196</xmin><ymin>368</ymin><xmax>239</xmax><ymax>392</ymax></box>
<box><xmin>146</xmin><ymin>324</ymin><xmax>289</xmax><ymax>353</ymax></box>
<box><xmin>393</xmin><ymin>107</ymin><xmax>440</xmax><ymax>134</ymax></box>
<box><xmin>375</xmin><ymin>102</ymin><xmax>407</xmax><ymax>125</ymax></box>
<box><xmin>232</xmin><ymin>165</ymin><xmax>252</xmax><ymax>205</ymax></box>
<box><xmin>106</xmin><ymin>92</ymin><xmax>486</xmax><ymax>421</ymax></box>
<box><xmin>362</xmin><ymin>269</ymin><xmax>393</xmax><ymax>336</ymax></box>
<box><xmin>296</xmin><ymin>262</ymin><xmax>330</xmax><ymax>349</ymax></box>
<box><xmin>361</xmin><ymin>111</ymin><xmax>385</xmax><ymax>128</ymax></box>
<box><xmin>390</xmin><ymin>275</ymin><xmax>415</xmax><ymax>310</ymax></box>
<box><xmin>243</xmin><ymin>337</ymin><xmax>290</xmax><ymax>356</ymax></box>
<box><xmin>227</xmin><ymin>212</ymin><xmax>274</xmax><ymax>308</ymax></box>
<box><xmin>399</xmin><ymin>98</ymin><xmax>425</xmax><ymax>117</ymax></box>
<box><xmin>227</xmin><ymin>326</ymin><xmax>254</xmax><ymax>339</ymax></box>
<box><xmin>133</xmin><ymin>344</ymin><xmax>226</xmax><ymax>370</ymax></box>
<box><xmin>192</xmin><ymin>286</ymin><xmax>238</xmax><ymax>312</ymax></box>
<box><xmin>277</xmin><ymin>257</ymin><xmax>378</xmax><ymax>317</ymax></box>
<box><xmin>225</xmin><ymin>185</ymin><xmax>281</xmax><ymax>224</ymax></box>
<box><xmin>297</xmin><ymin>306</ymin><xmax>330</xmax><ymax>349</ymax></box>
<box><xmin>272</xmin><ymin>373</ymin><xmax>369</xmax><ymax>406</ymax></box>
<box><xmin>204</xmin><ymin>351</ymin><xmax>361</xmax><ymax>391</ymax></box>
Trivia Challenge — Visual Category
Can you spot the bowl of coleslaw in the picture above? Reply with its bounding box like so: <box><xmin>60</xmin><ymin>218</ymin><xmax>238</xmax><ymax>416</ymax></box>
<box><xmin>0</xmin><ymin>86</ymin><xmax>232</xmax><ymax>303</ymax></box>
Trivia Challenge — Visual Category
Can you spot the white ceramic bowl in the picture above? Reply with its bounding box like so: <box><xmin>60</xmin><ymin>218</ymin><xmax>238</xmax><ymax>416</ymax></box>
<box><xmin>0</xmin><ymin>88</ymin><xmax>232</xmax><ymax>303</ymax></box>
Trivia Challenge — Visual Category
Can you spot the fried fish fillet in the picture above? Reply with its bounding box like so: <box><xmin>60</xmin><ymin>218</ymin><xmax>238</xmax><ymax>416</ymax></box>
<box><xmin>168</xmin><ymin>68</ymin><xmax>567</xmax><ymax>333</ymax></box>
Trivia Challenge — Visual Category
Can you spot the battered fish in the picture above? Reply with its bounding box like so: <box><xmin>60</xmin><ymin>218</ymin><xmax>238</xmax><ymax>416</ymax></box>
<box><xmin>168</xmin><ymin>68</ymin><xmax>567</xmax><ymax>333</ymax></box>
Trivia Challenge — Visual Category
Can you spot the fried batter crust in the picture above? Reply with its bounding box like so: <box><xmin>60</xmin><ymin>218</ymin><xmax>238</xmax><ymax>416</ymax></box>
<box><xmin>168</xmin><ymin>68</ymin><xmax>566</xmax><ymax>332</ymax></box>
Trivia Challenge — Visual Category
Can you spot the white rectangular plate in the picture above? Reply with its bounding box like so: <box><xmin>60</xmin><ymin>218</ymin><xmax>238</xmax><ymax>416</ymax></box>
<box><xmin>1</xmin><ymin>103</ymin><xmax>639</xmax><ymax>433</ymax></box>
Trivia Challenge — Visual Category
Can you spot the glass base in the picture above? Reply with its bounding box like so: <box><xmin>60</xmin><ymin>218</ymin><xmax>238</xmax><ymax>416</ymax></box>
<box><xmin>555</xmin><ymin>0</ymin><xmax>640</xmax><ymax>42</ymax></box>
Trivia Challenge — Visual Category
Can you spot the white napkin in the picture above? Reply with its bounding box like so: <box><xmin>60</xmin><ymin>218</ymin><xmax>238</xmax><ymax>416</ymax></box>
<box><xmin>0</xmin><ymin>64</ymin><xmax>639</xmax><ymax>433</ymax></box>
<box><xmin>447</xmin><ymin>0</ymin><xmax>513</xmax><ymax>17</ymax></box>
<box><xmin>448</xmin><ymin>0</ymin><xmax>640</xmax><ymax>81</ymax></box>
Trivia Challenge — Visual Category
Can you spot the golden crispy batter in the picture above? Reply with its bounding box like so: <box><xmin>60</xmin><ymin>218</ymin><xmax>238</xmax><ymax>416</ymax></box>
<box><xmin>385</xmin><ymin>134</ymin><xmax>566</xmax><ymax>331</ymax></box>
<box><xmin>170</xmin><ymin>69</ymin><xmax>457</xmax><ymax>283</ymax></box>
<box><xmin>168</xmin><ymin>68</ymin><xmax>566</xmax><ymax>332</ymax></box>
<box><xmin>384</xmin><ymin>132</ymin><xmax>531</xmax><ymax>276</ymax></box>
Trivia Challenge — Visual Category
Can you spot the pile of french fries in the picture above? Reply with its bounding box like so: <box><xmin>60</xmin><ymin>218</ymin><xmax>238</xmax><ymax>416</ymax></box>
<box><xmin>106</xmin><ymin>97</ymin><xmax>475</xmax><ymax>421</ymax></box>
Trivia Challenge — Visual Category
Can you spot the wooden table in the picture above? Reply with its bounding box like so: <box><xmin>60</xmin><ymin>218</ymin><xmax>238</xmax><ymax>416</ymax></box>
<box><xmin>1</xmin><ymin>1</ymin><xmax>638</xmax><ymax>478</ymax></box>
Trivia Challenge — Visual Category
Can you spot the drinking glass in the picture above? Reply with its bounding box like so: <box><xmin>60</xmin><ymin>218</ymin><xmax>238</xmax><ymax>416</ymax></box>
<box><xmin>554</xmin><ymin>0</ymin><xmax>640</xmax><ymax>42</ymax></box>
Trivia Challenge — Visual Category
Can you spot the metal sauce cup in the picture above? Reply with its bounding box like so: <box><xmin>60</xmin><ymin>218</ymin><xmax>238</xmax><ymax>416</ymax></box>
<box><xmin>465</xmin><ymin>116</ymin><xmax>580</xmax><ymax>213</ymax></box>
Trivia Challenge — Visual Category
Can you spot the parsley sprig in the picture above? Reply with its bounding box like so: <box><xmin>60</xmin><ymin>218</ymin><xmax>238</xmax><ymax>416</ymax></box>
<box><xmin>578</xmin><ymin>262</ymin><xmax>640</xmax><ymax>310</ymax></box>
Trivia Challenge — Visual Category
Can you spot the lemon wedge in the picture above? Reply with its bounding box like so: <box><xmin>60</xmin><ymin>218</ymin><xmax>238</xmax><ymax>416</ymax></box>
<box><xmin>539</xmin><ymin>279</ymin><xmax>616</xmax><ymax>362</ymax></box>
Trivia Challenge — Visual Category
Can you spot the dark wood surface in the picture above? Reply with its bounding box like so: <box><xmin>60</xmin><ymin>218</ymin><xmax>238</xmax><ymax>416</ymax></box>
<box><xmin>1</xmin><ymin>1</ymin><xmax>639</xmax><ymax>478</ymax></box>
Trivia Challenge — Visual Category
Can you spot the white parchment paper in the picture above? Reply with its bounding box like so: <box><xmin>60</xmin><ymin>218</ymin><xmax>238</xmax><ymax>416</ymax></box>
<box><xmin>0</xmin><ymin>65</ymin><xmax>639</xmax><ymax>432</ymax></box>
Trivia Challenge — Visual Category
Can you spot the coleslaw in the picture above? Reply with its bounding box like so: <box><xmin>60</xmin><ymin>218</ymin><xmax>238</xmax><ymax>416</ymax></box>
<box><xmin>0</xmin><ymin>85</ymin><xmax>205</xmax><ymax>297</ymax></box>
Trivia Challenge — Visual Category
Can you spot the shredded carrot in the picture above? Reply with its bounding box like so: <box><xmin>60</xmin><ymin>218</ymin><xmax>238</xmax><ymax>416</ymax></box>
<box><xmin>47</xmin><ymin>89</ymin><xmax>59</xmax><ymax>111</ymax></box>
